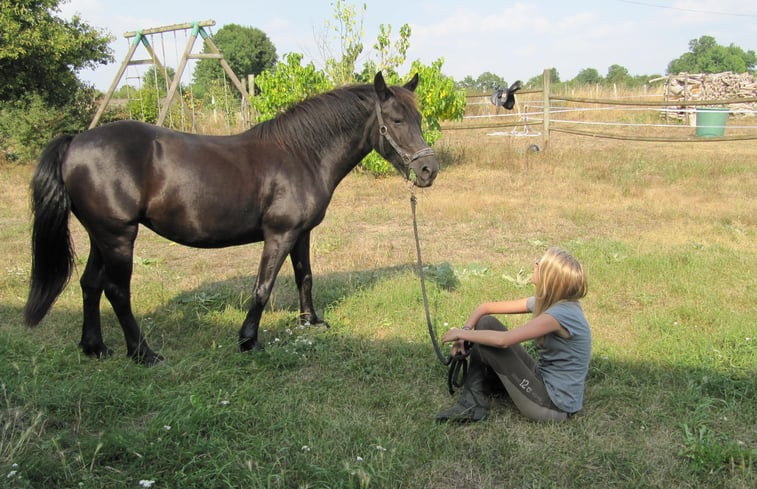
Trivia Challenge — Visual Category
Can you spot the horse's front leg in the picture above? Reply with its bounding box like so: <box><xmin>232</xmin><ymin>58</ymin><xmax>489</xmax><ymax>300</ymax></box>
<box><xmin>290</xmin><ymin>231</ymin><xmax>327</xmax><ymax>327</ymax></box>
<box><xmin>239</xmin><ymin>232</ymin><xmax>297</xmax><ymax>352</ymax></box>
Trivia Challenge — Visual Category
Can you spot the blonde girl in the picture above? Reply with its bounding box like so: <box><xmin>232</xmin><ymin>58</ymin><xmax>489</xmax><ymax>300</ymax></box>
<box><xmin>438</xmin><ymin>247</ymin><xmax>591</xmax><ymax>422</ymax></box>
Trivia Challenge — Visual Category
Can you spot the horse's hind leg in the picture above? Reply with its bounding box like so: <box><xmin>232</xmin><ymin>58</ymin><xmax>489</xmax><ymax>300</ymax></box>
<box><xmin>78</xmin><ymin>242</ymin><xmax>112</xmax><ymax>358</ymax></box>
<box><xmin>290</xmin><ymin>231</ymin><xmax>326</xmax><ymax>327</ymax></box>
<box><xmin>97</xmin><ymin>227</ymin><xmax>163</xmax><ymax>365</ymax></box>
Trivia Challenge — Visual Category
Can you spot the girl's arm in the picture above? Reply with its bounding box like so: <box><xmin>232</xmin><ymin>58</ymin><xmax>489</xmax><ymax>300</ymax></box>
<box><xmin>444</xmin><ymin>313</ymin><xmax>565</xmax><ymax>349</ymax></box>
<box><xmin>462</xmin><ymin>298</ymin><xmax>530</xmax><ymax>329</ymax></box>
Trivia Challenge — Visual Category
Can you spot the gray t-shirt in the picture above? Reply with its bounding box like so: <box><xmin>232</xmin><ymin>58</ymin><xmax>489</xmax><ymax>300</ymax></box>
<box><xmin>527</xmin><ymin>297</ymin><xmax>592</xmax><ymax>413</ymax></box>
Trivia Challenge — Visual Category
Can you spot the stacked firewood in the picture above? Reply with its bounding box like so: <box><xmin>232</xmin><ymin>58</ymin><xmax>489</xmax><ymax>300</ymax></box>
<box><xmin>656</xmin><ymin>72</ymin><xmax>757</xmax><ymax>119</ymax></box>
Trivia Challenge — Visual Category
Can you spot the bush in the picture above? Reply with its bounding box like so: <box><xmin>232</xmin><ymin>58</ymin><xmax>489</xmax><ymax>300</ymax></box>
<box><xmin>0</xmin><ymin>87</ymin><xmax>97</xmax><ymax>164</ymax></box>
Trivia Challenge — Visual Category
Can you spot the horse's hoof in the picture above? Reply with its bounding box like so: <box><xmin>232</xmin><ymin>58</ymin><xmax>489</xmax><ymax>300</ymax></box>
<box><xmin>307</xmin><ymin>320</ymin><xmax>329</xmax><ymax>329</ymax></box>
<box><xmin>301</xmin><ymin>316</ymin><xmax>329</xmax><ymax>329</ymax></box>
<box><xmin>142</xmin><ymin>353</ymin><xmax>165</xmax><ymax>367</ymax></box>
<box><xmin>239</xmin><ymin>338</ymin><xmax>264</xmax><ymax>353</ymax></box>
<box><xmin>80</xmin><ymin>343</ymin><xmax>113</xmax><ymax>359</ymax></box>
<box><xmin>129</xmin><ymin>350</ymin><xmax>165</xmax><ymax>366</ymax></box>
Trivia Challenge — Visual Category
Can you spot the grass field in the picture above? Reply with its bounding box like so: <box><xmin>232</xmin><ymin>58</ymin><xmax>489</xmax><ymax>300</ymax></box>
<box><xmin>1</xmin><ymin>127</ymin><xmax>755</xmax><ymax>488</ymax></box>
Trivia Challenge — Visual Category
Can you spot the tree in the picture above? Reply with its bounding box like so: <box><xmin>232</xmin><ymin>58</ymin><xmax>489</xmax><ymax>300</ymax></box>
<box><xmin>525</xmin><ymin>67</ymin><xmax>560</xmax><ymax>88</ymax></box>
<box><xmin>0</xmin><ymin>0</ymin><xmax>113</xmax><ymax>162</ymax></box>
<box><xmin>319</xmin><ymin>0</ymin><xmax>366</xmax><ymax>86</ymax></box>
<box><xmin>574</xmin><ymin>68</ymin><xmax>603</xmax><ymax>85</ymax></box>
<box><xmin>455</xmin><ymin>72</ymin><xmax>509</xmax><ymax>93</ymax></box>
<box><xmin>372</xmin><ymin>23</ymin><xmax>411</xmax><ymax>79</ymax></box>
<box><xmin>667</xmin><ymin>35</ymin><xmax>756</xmax><ymax>74</ymax></box>
<box><xmin>192</xmin><ymin>24</ymin><xmax>276</xmax><ymax>99</ymax></box>
<box><xmin>0</xmin><ymin>0</ymin><xmax>112</xmax><ymax>106</ymax></box>
<box><xmin>251</xmin><ymin>53</ymin><xmax>331</xmax><ymax>122</ymax></box>
<box><xmin>606</xmin><ymin>64</ymin><xmax>632</xmax><ymax>86</ymax></box>
<box><xmin>253</xmin><ymin>1</ymin><xmax>465</xmax><ymax>177</ymax></box>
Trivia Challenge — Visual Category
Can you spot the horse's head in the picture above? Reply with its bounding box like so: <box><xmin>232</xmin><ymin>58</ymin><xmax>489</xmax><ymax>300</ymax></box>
<box><xmin>373</xmin><ymin>72</ymin><xmax>439</xmax><ymax>188</ymax></box>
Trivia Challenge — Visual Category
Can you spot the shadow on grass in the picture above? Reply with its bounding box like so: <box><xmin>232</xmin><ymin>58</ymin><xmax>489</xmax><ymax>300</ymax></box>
<box><xmin>2</xmin><ymin>263</ymin><xmax>754</xmax><ymax>486</ymax></box>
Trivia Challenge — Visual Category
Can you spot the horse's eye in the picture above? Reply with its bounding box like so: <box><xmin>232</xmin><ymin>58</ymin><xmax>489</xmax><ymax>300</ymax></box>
<box><xmin>392</xmin><ymin>118</ymin><xmax>403</xmax><ymax>125</ymax></box>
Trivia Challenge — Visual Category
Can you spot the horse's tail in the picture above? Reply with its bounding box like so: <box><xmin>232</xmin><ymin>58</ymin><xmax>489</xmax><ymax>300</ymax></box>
<box><xmin>24</xmin><ymin>134</ymin><xmax>75</xmax><ymax>327</ymax></box>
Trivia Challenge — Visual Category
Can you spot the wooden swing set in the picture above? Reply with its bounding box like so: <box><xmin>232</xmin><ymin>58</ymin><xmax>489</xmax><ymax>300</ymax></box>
<box><xmin>89</xmin><ymin>20</ymin><xmax>250</xmax><ymax>131</ymax></box>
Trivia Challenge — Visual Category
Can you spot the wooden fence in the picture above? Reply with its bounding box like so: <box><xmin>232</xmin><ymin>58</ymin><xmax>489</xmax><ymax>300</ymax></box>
<box><xmin>443</xmin><ymin>69</ymin><xmax>757</xmax><ymax>145</ymax></box>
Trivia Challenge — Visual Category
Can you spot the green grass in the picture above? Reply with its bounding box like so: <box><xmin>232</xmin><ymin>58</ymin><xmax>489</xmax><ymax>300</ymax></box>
<box><xmin>1</xmin><ymin>135</ymin><xmax>755</xmax><ymax>488</ymax></box>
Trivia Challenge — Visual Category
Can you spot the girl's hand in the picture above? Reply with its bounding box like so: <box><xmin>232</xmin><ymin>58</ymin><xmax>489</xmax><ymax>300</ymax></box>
<box><xmin>442</xmin><ymin>329</ymin><xmax>469</xmax><ymax>357</ymax></box>
<box><xmin>451</xmin><ymin>339</ymin><xmax>468</xmax><ymax>357</ymax></box>
<box><xmin>441</xmin><ymin>328</ymin><xmax>461</xmax><ymax>344</ymax></box>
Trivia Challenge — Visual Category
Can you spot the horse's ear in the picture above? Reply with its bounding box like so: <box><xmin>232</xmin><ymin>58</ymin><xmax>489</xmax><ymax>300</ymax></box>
<box><xmin>374</xmin><ymin>72</ymin><xmax>390</xmax><ymax>101</ymax></box>
<box><xmin>403</xmin><ymin>73</ymin><xmax>419</xmax><ymax>92</ymax></box>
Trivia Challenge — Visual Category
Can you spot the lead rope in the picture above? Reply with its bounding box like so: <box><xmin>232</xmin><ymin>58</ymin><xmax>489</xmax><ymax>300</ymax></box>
<box><xmin>409</xmin><ymin>189</ymin><xmax>469</xmax><ymax>395</ymax></box>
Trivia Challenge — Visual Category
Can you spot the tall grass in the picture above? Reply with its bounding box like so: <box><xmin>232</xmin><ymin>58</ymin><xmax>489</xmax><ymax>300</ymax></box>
<box><xmin>0</xmin><ymin>124</ymin><xmax>755</xmax><ymax>488</ymax></box>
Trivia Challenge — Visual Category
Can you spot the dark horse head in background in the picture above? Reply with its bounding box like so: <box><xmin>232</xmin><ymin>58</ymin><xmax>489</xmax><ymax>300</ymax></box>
<box><xmin>24</xmin><ymin>72</ymin><xmax>438</xmax><ymax>365</ymax></box>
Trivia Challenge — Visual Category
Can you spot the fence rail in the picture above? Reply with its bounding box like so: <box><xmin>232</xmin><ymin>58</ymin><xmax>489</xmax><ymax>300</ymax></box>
<box><xmin>444</xmin><ymin>69</ymin><xmax>757</xmax><ymax>144</ymax></box>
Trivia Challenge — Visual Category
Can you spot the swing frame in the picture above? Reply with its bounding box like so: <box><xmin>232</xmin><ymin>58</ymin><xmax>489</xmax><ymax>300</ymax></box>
<box><xmin>89</xmin><ymin>20</ymin><xmax>251</xmax><ymax>130</ymax></box>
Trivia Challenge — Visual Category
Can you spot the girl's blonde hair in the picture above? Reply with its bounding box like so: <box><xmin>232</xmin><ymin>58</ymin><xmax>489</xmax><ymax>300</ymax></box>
<box><xmin>533</xmin><ymin>247</ymin><xmax>587</xmax><ymax>317</ymax></box>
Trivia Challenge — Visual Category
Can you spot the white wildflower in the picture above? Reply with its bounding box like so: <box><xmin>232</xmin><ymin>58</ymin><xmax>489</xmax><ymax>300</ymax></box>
<box><xmin>139</xmin><ymin>480</ymin><xmax>155</xmax><ymax>488</ymax></box>
<box><xmin>7</xmin><ymin>471</ymin><xmax>18</xmax><ymax>479</ymax></box>
<box><xmin>301</xmin><ymin>445</ymin><xmax>311</xmax><ymax>452</ymax></box>
<box><xmin>163</xmin><ymin>425</ymin><xmax>171</xmax><ymax>431</ymax></box>
<box><xmin>356</xmin><ymin>456</ymin><xmax>363</xmax><ymax>462</ymax></box>
<box><xmin>375</xmin><ymin>445</ymin><xmax>387</xmax><ymax>452</ymax></box>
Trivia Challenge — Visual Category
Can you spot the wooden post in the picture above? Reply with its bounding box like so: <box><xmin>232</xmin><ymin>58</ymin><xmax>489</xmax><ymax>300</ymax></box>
<box><xmin>248</xmin><ymin>74</ymin><xmax>256</xmax><ymax>124</ymax></box>
<box><xmin>198</xmin><ymin>32</ymin><xmax>251</xmax><ymax>124</ymax></box>
<box><xmin>542</xmin><ymin>68</ymin><xmax>551</xmax><ymax>147</ymax></box>
<box><xmin>89</xmin><ymin>34</ymin><xmax>143</xmax><ymax>129</ymax></box>
<box><xmin>156</xmin><ymin>24</ymin><xmax>199</xmax><ymax>126</ymax></box>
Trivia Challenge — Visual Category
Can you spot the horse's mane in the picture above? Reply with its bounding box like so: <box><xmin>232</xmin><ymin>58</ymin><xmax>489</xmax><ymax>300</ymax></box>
<box><xmin>249</xmin><ymin>83</ymin><xmax>416</xmax><ymax>156</ymax></box>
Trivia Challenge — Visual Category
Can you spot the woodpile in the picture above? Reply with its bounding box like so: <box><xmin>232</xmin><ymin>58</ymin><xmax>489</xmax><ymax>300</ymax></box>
<box><xmin>655</xmin><ymin>71</ymin><xmax>757</xmax><ymax>119</ymax></box>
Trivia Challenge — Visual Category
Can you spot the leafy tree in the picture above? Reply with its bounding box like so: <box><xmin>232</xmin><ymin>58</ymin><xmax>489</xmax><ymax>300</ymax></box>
<box><xmin>606</xmin><ymin>64</ymin><xmax>632</xmax><ymax>86</ymax></box>
<box><xmin>667</xmin><ymin>35</ymin><xmax>756</xmax><ymax>74</ymax></box>
<box><xmin>140</xmin><ymin>66</ymin><xmax>177</xmax><ymax>96</ymax></box>
<box><xmin>373</xmin><ymin>23</ymin><xmax>411</xmax><ymax>78</ymax></box>
<box><xmin>192</xmin><ymin>24</ymin><xmax>276</xmax><ymax>99</ymax></box>
<box><xmin>119</xmin><ymin>66</ymin><xmax>179</xmax><ymax>124</ymax></box>
<box><xmin>525</xmin><ymin>67</ymin><xmax>560</xmax><ymax>88</ymax></box>
<box><xmin>319</xmin><ymin>0</ymin><xmax>366</xmax><ymax>86</ymax></box>
<box><xmin>411</xmin><ymin>59</ymin><xmax>465</xmax><ymax>139</ymax></box>
<box><xmin>251</xmin><ymin>53</ymin><xmax>331</xmax><ymax>122</ymax></box>
<box><xmin>0</xmin><ymin>0</ymin><xmax>112</xmax><ymax>162</ymax></box>
<box><xmin>455</xmin><ymin>72</ymin><xmax>509</xmax><ymax>93</ymax></box>
<box><xmin>0</xmin><ymin>0</ymin><xmax>112</xmax><ymax>106</ymax></box>
<box><xmin>253</xmin><ymin>1</ymin><xmax>465</xmax><ymax>177</ymax></box>
<box><xmin>574</xmin><ymin>68</ymin><xmax>603</xmax><ymax>85</ymax></box>
<box><xmin>456</xmin><ymin>75</ymin><xmax>477</xmax><ymax>91</ymax></box>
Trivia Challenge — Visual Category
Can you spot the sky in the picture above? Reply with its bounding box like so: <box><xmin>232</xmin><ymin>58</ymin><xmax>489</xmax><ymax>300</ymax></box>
<box><xmin>58</xmin><ymin>0</ymin><xmax>757</xmax><ymax>90</ymax></box>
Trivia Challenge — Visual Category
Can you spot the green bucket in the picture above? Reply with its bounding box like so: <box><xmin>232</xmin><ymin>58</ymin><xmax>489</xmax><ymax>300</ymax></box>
<box><xmin>695</xmin><ymin>107</ymin><xmax>729</xmax><ymax>137</ymax></box>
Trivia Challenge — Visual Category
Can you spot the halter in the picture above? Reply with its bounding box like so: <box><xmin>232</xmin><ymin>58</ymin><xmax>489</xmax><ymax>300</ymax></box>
<box><xmin>375</xmin><ymin>101</ymin><xmax>435</xmax><ymax>170</ymax></box>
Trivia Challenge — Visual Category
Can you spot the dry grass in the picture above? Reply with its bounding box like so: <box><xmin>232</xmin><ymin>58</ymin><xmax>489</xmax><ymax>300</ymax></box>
<box><xmin>1</xmin><ymin>109</ymin><xmax>754</xmax><ymax>488</ymax></box>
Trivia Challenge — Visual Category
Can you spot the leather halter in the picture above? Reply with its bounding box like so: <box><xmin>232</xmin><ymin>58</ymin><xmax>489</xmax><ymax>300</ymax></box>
<box><xmin>375</xmin><ymin>101</ymin><xmax>435</xmax><ymax>168</ymax></box>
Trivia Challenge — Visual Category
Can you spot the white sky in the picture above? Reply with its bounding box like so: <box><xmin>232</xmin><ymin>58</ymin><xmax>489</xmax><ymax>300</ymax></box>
<box><xmin>58</xmin><ymin>0</ymin><xmax>757</xmax><ymax>90</ymax></box>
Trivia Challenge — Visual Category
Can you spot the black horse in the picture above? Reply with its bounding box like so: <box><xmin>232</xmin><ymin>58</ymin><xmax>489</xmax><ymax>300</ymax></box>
<box><xmin>25</xmin><ymin>72</ymin><xmax>438</xmax><ymax>365</ymax></box>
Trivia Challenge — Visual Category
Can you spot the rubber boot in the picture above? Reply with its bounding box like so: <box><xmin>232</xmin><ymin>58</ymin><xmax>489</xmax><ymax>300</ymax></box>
<box><xmin>436</xmin><ymin>348</ymin><xmax>492</xmax><ymax>423</ymax></box>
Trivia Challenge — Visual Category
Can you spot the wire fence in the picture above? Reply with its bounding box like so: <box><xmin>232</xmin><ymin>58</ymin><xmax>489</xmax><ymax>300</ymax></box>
<box><xmin>443</xmin><ymin>70</ymin><xmax>757</xmax><ymax>144</ymax></box>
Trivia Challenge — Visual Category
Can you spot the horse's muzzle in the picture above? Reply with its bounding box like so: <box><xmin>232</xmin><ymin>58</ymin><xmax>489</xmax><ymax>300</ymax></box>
<box><xmin>410</xmin><ymin>156</ymin><xmax>439</xmax><ymax>188</ymax></box>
